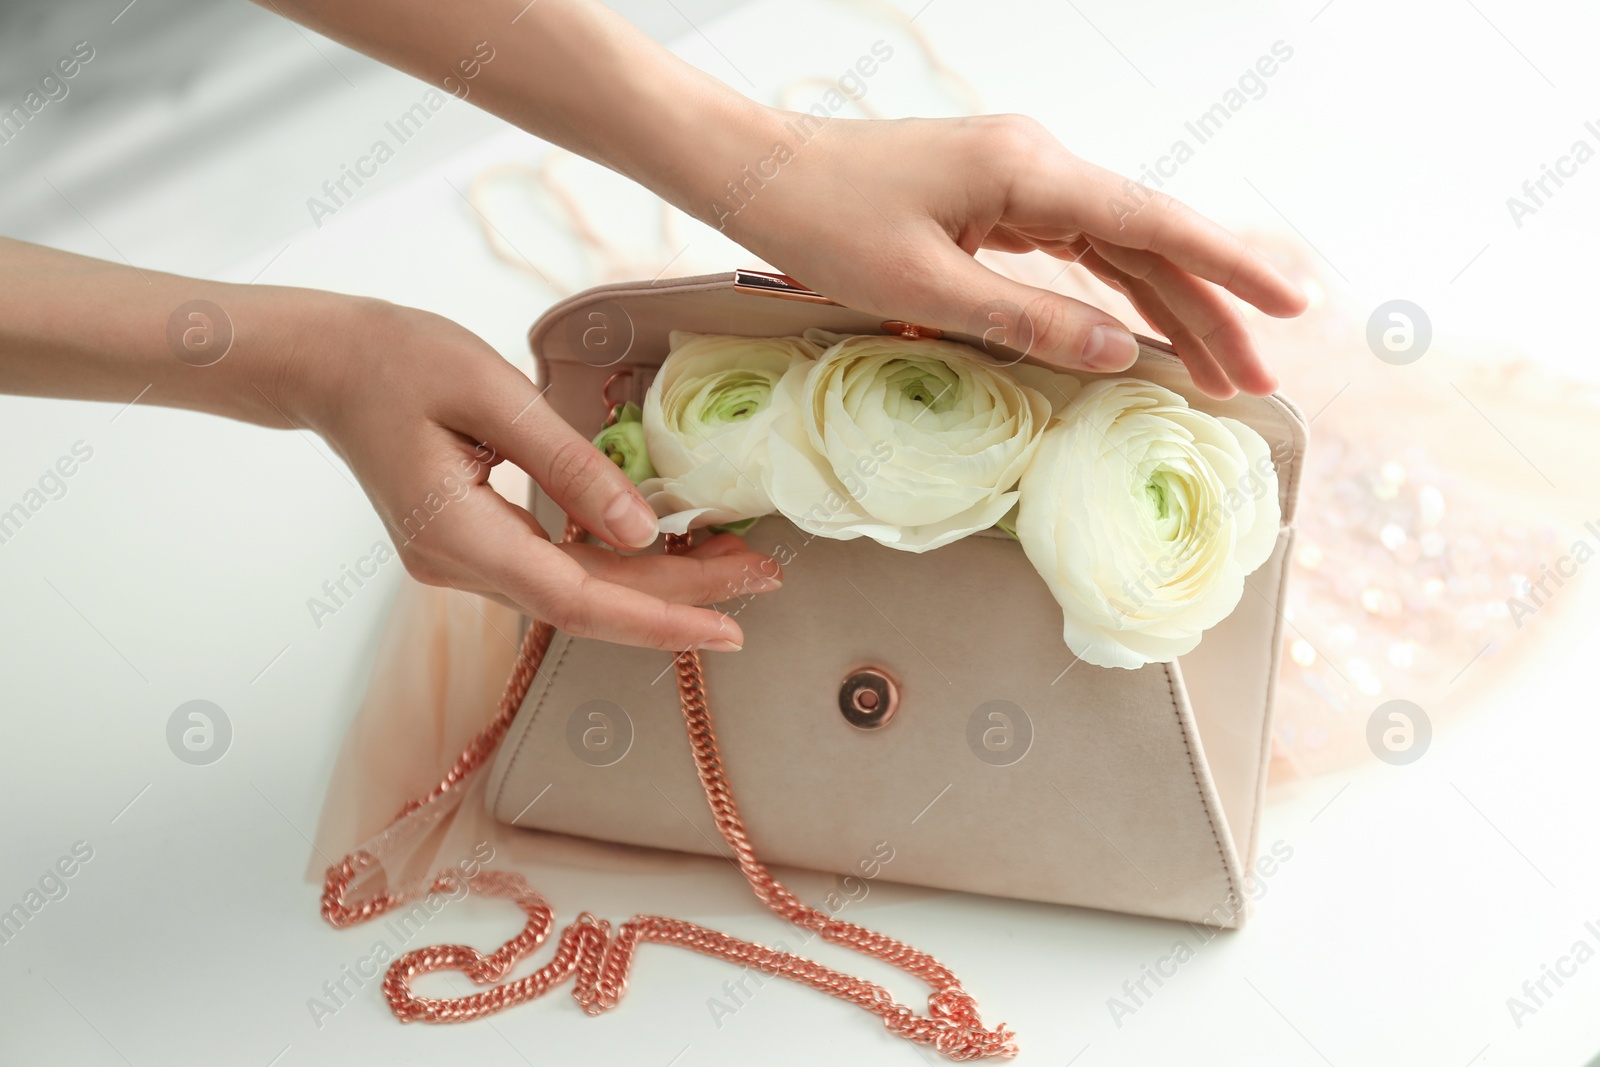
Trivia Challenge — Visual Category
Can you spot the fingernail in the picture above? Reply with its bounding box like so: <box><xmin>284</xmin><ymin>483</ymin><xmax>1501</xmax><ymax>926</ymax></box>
<box><xmin>699</xmin><ymin>638</ymin><xmax>743</xmax><ymax>652</ymax></box>
<box><xmin>1082</xmin><ymin>326</ymin><xmax>1139</xmax><ymax>371</ymax></box>
<box><xmin>604</xmin><ymin>493</ymin><xmax>658</xmax><ymax>548</ymax></box>
<box><xmin>745</xmin><ymin>575</ymin><xmax>783</xmax><ymax>593</ymax></box>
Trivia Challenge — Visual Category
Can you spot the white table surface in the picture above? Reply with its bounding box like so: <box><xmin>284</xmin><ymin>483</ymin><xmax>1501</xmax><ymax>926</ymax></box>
<box><xmin>4</xmin><ymin>1</ymin><xmax>1600</xmax><ymax>1065</ymax></box>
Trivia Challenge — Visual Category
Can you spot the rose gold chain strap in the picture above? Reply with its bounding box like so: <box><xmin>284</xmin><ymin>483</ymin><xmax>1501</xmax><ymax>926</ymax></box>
<box><xmin>321</xmin><ymin>523</ymin><xmax>1017</xmax><ymax>1061</ymax></box>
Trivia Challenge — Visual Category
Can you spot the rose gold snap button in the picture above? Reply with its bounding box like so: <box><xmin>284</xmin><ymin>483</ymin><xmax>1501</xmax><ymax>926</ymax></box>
<box><xmin>840</xmin><ymin>668</ymin><xmax>898</xmax><ymax>730</ymax></box>
<box><xmin>880</xmin><ymin>320</ymin><xmax>943</xmax><ymax>340</ymax></box>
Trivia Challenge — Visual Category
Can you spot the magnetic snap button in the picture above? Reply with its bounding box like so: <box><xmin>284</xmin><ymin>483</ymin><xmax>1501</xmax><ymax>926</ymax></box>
<box><xmin>839</xmin><ymin>668</ymin><xmax>898</xmax><ymax>730</ymax></box>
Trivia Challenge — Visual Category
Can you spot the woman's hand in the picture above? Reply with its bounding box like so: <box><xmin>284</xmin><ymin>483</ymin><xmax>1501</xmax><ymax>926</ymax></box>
<box><xmin>0</xmin><ymin>236</ymin><xmax>775</xmax><ymax>654</ymax></box>
<box><xmin>287</xmin><ymin>299</ymin><xmax>776</xmax><ymax>651</ymax></box>
<box><xmin>721</xmin><ymin>114</ymin><xmax>1307</xmax><ymax>400</ymax></box>
<box><xmin>250</xmin><ymin>1</ymin><xmax>1303</xmax><ymax>398</ymax></box>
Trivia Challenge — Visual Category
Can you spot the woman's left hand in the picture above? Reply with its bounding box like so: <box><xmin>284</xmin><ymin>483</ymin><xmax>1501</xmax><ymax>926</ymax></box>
<box><xmin>720</xmin><ymin>113</ymin><xmax>1307</xmax><ymax>399</ymax></box>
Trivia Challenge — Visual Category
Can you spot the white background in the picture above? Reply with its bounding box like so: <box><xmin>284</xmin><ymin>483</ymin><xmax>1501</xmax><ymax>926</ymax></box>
<box><xmin>2</xmin><ymin>0</ymin><xmax>1599</xmax><ymax>1064</ymax></box>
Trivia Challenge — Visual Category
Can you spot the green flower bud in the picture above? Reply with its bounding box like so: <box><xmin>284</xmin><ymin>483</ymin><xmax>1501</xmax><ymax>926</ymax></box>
<box><xmin>592</xmin><ymin>402</ymin><xmax>656</xmax><ymax>485</ymax></box>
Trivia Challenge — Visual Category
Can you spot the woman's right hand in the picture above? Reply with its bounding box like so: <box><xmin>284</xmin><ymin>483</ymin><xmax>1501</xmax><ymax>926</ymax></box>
<box><xmin>285</xmin><ymin>298</ymin><xmax>777</xmax><ymax>652</ymax></box>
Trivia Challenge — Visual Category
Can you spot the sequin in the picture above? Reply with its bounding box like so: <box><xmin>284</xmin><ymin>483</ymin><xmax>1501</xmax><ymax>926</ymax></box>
<box><xmin>1348</xmin><ymin>658</ymin><xmax>1383</xmax><ymax>696</ymax></box>
<box><xmin>1419</xmin><ymin>486</ymin><xmax>1445</xmax><ymax>527</ymax></box>
<box><xmin>1273</xmin><ymin>422</ymin><xmax>1567</xmax><ymax>780</ymax></box>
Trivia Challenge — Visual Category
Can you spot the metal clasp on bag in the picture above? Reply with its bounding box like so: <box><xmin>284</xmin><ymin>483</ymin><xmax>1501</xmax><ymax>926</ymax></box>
<box><xmin>879</xmin><ymin>320</ymin><xmax>943</xmax><ymax>340</ymax></box>
<box><xmin>730</xmin><ymin>270</ymin><xmax>940</xmax><ymax>339</ymax></box>
<box><xmin>731</xmin><ymin>269</ymin><xmax>839</xmax><ymax>304</ymax></box>
<box><xmin>839</xmin><ymin>667</ymin><xmax>899</xmax><ymax>730</ymax></box>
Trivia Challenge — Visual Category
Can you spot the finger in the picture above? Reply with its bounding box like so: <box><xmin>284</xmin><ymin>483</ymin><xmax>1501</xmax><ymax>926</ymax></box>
<box><xmin>504</xmin><ymin>488</ymin><xmax>758</xmax><ymax>577</ymax></box>
<box><xmin>465</xmin><ymin>373</ymin><xmax>661</xmax><ymax>551</ymax></box>
<box><xmin>898</xmin><ymin>240</ymin><xmax>1142</xmax><ymax>373</ymax></box>
<box><xmin>504</xmin><ymin>490</ymin><xmax>755</xmax><ymax>563</ymax></box>
<box><xmin>493</xmin><ymin>493</ymin><xmax>556</xmax><ymax>541</ymax></box>
<box><xmin>1089</xmin><ymin>238</ymin><xmax>1276</xmax><ymax>395</ymax></box>
<box><xmin>437</xmin><ymin>489</ymin><xmax>744</xmax><ymax>651</ymax></box>
<box><xmin>685</xmin><ymin>531</ymin><xmax>756</xmax><ymax>559</ymax></box>
<box><xmin>428</xmin><ymin>495</ymin><xmax>553</xmax><ymax>614</ymax></box>
<box><xmin>561</xmin><ymin>542</ymin><xmax>783</xmax><ymax>605</ymax></box>
<box><xmin>433</xmin><ymin>576</ymin><xmax>526</xmax><ymax>620</ymax></box>
<box><xmin>1074</xmin><ymin>243</ymin><xmax>1237</xmax><ymax>399</ymax></box>
<box><xmin>1018</xmin><ymin>157</ymin><xmax>1307</xmax><ymax>318</ymax></box>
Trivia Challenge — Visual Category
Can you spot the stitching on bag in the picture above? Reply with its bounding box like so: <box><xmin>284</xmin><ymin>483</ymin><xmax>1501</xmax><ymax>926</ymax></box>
<box><xmin>491</xmin><ymin>633</ymin><xmax>577</xmax><ymax>821</ymax></box>
<box><xmin>1243</xmin><ymin>529</ymin><xmax>1293</xmax><ymax>870</ymax></box>
<box><xmin>1277</xmin><ymin>424</ymin><xmax>1304</xmax><ymax>523</ymax></box>
<box><xmin>1164</xmin><ymin>660</ymin><xmax>1241</xmax><ymax>915</ymax></box>
<box><xmin>1255</xmin><ymin>402</ymin><xmax>1300</xmax><ymax>523</ymax></box>
<box><xmin>1260</xmin><ymin>392</ymin><xmax>1305</xmax><ymax>525</ymax></box>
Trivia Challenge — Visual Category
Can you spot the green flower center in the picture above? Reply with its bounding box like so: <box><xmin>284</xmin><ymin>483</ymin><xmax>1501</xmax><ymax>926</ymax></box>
<box><xmin>1145</xmin><ymin>479</ymin><xmax>1169</xmax><ymax>520</ymax></box>
<box><xmin>1141</xmin><ymin>468</ymin><xmax>1187</xmax><ymax>541</ymax></box>
<box><xmin>688</xmin><ymin>372</ymin><xmax>773</xmax><ymax>428</ymax></box>
<box><xmin>884</xmin><ymin>359</ymin><xmax>959</xmax><ymax>414</ymax></box>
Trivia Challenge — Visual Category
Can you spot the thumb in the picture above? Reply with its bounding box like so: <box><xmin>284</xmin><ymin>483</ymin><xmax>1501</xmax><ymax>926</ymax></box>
<box><xmin>899</xmin><ymin>246</ymin><xmax>1140</xmax><ymax>372</ymax></box>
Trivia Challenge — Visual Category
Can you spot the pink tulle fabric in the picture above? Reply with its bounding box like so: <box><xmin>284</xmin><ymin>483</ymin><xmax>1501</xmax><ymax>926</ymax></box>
<box><xmin>307</xmin><ymin>238</ymin><xmax>1600</xmax><ymax>891</ymax></box>
<box><xmin>304</xmin><ymin>579</ymin><xmax>523</xmax><ymax>888</ymax></box>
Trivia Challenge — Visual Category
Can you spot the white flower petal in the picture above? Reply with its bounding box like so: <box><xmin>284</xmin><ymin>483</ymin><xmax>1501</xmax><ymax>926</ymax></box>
<box><xmin>640</xmin><ymin>332</ymin><xmax>820</xmax><ymax>531</ymax></box>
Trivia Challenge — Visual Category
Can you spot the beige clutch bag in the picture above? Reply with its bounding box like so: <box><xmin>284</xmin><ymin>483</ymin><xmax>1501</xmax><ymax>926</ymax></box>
<box><xmin>487</xmin><ymin>270</ymin><xmax>1305</xmax><ymax>927</ymax></box>
<box><xmin>323</xmin><ymin>271</ymin><xmax>1305</xmax><ymax>1057</ymax></box>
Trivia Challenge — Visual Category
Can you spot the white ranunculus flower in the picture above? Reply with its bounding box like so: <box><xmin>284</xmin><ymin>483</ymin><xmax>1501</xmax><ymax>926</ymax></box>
<box><xmin>763</xmin><ymin>331</ymin><xmax>1064</xmax><ymax>552</ymax></box>
<box><xmin>1017</xmin><ymin>378</ymin><xmax>1281</xmax><ymax>669</ymax></box>
<box><xmin>639</xmin><ymin>331</ymin><xmax>822</xmax><ymax>533</ymax></box>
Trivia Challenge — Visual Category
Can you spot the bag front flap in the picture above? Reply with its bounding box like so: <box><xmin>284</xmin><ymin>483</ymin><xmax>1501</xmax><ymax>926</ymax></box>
<box><xmin>489</xmin><ymin>515</ymin><xmax>1255</xmax><ymax>926</ymax></box>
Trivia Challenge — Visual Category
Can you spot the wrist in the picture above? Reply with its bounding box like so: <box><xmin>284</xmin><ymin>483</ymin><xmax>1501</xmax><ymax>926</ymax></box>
<box><xmin>254</xmin><ymin>287</ymin><xmax>385</xmax><ymax>436</ymax></box>
<box><xmin>630</xmin><ymin>93</ymin><xmax>791</xmax><ymax>230</ymax></box>
<box><xmin>169</xmin><ymin>281</ymin><xmax>379</xmax><ymax>434</ymax></box>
